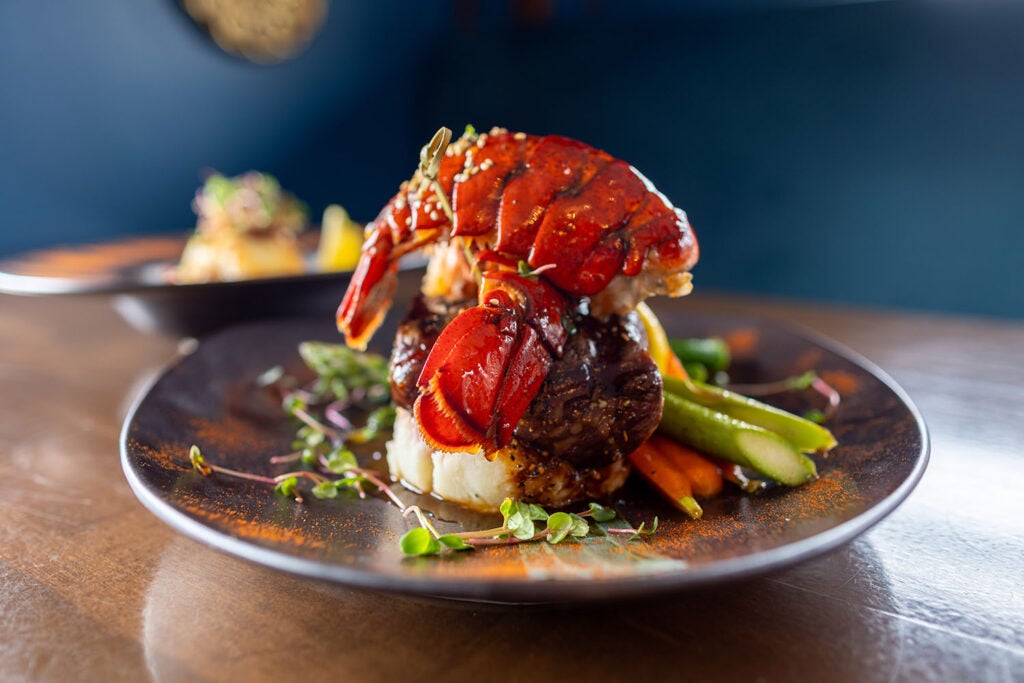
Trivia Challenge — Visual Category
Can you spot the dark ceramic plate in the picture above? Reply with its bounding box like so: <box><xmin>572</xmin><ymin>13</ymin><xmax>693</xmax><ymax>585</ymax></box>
<box><xmin>0</xmin><ymin>235</ymin><xmax>413</xmax><ymax>337</ymax></box>
<box><xmin>120</xmin><ymin>310</ymin><xmax>928</xmax><ymax>603</ymax></box>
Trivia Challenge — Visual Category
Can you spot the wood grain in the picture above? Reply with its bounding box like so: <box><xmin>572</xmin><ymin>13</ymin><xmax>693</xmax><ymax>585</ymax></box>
<box><xmin>1</xmin><ymin>290</ymin><xmax>1022</xmax><ymax>682</ymax></box>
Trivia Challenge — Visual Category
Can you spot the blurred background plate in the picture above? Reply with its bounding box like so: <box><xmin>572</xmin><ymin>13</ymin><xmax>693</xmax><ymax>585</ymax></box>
<box><xmin>0</xmin><ymin>234</ymin><xmax>421</xmax><ymax>337</ymax></box>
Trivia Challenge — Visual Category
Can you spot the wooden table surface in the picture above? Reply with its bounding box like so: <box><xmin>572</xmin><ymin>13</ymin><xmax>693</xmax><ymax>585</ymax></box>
<box><xmin>1</xmin><ymin>289</ymin><xmax>1022</xmax><ymax>682</ymax></box>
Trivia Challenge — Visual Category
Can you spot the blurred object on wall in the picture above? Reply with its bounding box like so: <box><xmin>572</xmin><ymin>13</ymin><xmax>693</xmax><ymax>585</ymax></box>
<box><xmin>180</xmin><ymin>0</ymin><xmax>327</xmax><ymax>62</ymax></box>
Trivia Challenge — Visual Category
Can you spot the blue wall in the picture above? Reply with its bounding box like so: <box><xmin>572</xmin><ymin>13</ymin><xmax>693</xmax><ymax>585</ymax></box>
<box><xmin>0</xmin><ymin>2</ymin><xmax>447</xmax><ymax>250</ymax></box>
<box><xmin>2</xmin><ymin>2</ymin><xmax>1023</xmax><ymax>318</ymax></box>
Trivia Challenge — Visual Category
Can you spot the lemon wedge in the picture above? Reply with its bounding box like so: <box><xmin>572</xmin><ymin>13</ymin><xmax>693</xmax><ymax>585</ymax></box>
<box><xmin>317</xmin><ymin>204</ymin><xmax>364</xmax><ymax>271</ymax></box>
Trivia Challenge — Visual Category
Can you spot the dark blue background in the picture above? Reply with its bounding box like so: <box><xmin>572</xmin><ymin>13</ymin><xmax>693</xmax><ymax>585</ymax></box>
<box><xmin>2</xmin><ymin>2</ymin><xmax>1022</xmax><ymax>318</ymax></box>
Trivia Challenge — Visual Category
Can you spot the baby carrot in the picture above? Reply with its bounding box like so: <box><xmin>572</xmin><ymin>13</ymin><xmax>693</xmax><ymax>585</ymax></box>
<box><xmin>648</xmin><ymin>435</ymin><xmax>723</xmax><ymax>499</ymax></box>
<box><xmin>629</xmin><ymin>441</ymin><xmax>703</xmax><ymax>519</ymax></box>
<box><xmin>663</xmin><ymin>350</ymin><xmax>690</xmax><ymax>380</ymax></box>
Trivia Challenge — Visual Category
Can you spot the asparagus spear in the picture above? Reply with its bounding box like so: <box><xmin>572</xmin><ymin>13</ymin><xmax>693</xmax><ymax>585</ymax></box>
<box><xmin>669</xmin><ymin>337</ymin><xmax>731</xmax><ymax>372</ymax></box>
<box><xmin>659</xmin><ymin>393</ymin><xmax>818</xmax><ymax>486</ymax></box>
<box><xmin>662</xmin><ymin>375</ymin><xmax>836</xmax><ymax>453</ymax></box>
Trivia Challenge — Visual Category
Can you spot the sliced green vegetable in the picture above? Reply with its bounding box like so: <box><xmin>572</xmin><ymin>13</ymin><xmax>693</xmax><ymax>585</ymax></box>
<box><xmin>662</xmin><ymin>376</ymin><xmax>836</xmax><ymax>453</ymax></box>
<box><xmin>659</xmin><ymin>393</ymin><xmax>818</xmax><ymax>486</ymax></box>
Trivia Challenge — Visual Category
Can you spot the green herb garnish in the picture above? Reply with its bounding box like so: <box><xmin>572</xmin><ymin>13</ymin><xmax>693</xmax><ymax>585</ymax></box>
<box><xmin>398</xmin><ymin>498</ymin><xmax>657</xmax><ymax>557</ymax></box>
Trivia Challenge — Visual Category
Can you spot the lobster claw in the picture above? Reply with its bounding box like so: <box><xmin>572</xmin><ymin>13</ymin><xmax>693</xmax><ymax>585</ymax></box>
<box><xmin>413</xmin><ymin>271</ymin><xmax>567</xmax><ymax>454</ymax></box>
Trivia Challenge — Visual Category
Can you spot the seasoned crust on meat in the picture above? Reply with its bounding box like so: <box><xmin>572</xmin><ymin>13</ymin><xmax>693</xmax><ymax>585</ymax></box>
<box><xmin>515</xmin><ymin>312</ymin><xmax>662</xmax><ymax>468</ymax></box>
<box><xmin>387</xmin><ymin>408</ymin><xmax>632</xmax><ymax>511</ymax></box>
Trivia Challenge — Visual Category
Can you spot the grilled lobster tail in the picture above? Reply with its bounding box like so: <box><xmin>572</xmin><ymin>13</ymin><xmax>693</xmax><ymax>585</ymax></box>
<box><xmin>338</xmin><ymin>127</ymin><xmax>698</xmax><ymax>454</ymax></box>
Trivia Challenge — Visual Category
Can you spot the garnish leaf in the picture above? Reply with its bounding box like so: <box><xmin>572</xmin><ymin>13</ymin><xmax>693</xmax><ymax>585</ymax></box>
<box><xmin>507</xmin><ymin>512</ymin><xmax>535</xmax><ymax>540</ymax></box>
<box><xmin>189</xmin><ymin>445</ymin><xmax>212</xmax><ymax>476</ymax></box>
<box><xmin>311</xmin><ymin>481</ymin><xmax>339</xmax><ymax>500</ymax></box>
<box><xmin>274</xmin><ymin>476</ymin><xmax>299</xmax><ymax>498</ymax></box>
<box><xmin>588</xmin><ymin>502</ymin><xmax>616</xmax><ymax>522</ymax></box>
<box><xmin>438</xmin><ymin>534</ymin><xmax>473</xmax><ymax>551</ymax></box>
<box><xmin>499</xmin><ymin>498</ymin><xmax>514</xmax><ymax>523</ymax></box>
<box><xmin>568</xmin><ymin>513</ymin><xmax>591</xmax><ymax>537</ymax></box>
<box><xmin>546</xmin><ymin>512</ymin><xmax>574</xmax><ymax>544</ymax></box>
<box><xmin>527</xmin><ymin>503</ymin><xmax>550</xmax><ymax>521</ymax></box>
<box><xmin>628</xmin><ymin>517</ymin><xmax>660</xmax><ymax>541</ymax></box>
<box><xmin>400</xmin><ymin>527</ymin><xmax>441</xmax><ymax>556</ymax></box>
<box><xmin>282</xmin><ymin>395</ymin><xmax>306</xmax><ymax>414</ymax></box>
<box><xmin>500</xmin><ymin>499</ymin><xmax>537</xmax><ymax>540</ymax></box>
<box><xmin>803</xmin><ymin>409</ymin><xmax>826</xmax><ymax>424</ymax></box>
<box><xmin>324</xmin><ymin>447</ymin><xmax>358</xmax><ymax>474</ymax></box>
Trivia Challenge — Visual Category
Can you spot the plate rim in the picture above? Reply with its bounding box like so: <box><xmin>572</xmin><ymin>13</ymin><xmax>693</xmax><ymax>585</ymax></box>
<box><xmin>119</xmin><ymin>314</ymin><xmax>930</xmax><ymax>603</ymax></box>
<box><xmin>0</xmin><ymin>234</ymin><xmax>422</xmax><ymax>297</ymax></box>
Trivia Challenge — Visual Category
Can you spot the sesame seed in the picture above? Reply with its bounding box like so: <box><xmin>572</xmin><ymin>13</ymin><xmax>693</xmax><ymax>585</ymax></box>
<box><xmin>514</xmin><ymin>132</ymin><xmax>526</xmax><ymax>140</ymax></box>
<box><xmin>430</xmin><ymin>210</ymin><xmax>438</xmax><ymax>220</ymax></box>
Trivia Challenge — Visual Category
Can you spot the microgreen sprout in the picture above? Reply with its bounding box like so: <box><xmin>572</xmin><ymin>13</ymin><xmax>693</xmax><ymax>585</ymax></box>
<box><xmin>803</xmin><ymin>409</ymin><xmax>826</xmax><ymax>424</ymax></box>
<box><xmin>517</xmin><ymin>260</ymin><xmax>557</xmax><ymax>279</ymax></box>
<box><xmin>274</xmin><ymin>476</ymin><xmax>300</xmax><ymax>501</ymax></box>
<box><xmin>400</xmin><ymin>527</ymin><xmax>441</xmax><ymax>556</ymax></box>
<box><xmin>399</xmin><ymin>497</ymin><xmax>658</xmax><ymax>557</ymax></box>
<box><xmin>185</xmin><ymin>442</ymin><xmax>405</xmax><ymax>508</ymax></box>
<box><xmin>725</xmin><ymin>370</ymin><xmax>841</xmax><ymax>422</ymax></box>
<box><xmin>588</xmin><ymin>502</ymin><xmax>617</xmax><ymax>522</ymax></box>
<box><xmin>189</xmin><ymin>445</ymin><xmax>212</xmax><ymax>476</ymax></box>
<box><xmin>606</xmin><ymin>517</ymin><xmax>660</xmax><ymax>541</ymax></box>
<box><xmin>187</xmin><ymin>342</ymin><xmax>658</xmax><ymax>561</ymax></box>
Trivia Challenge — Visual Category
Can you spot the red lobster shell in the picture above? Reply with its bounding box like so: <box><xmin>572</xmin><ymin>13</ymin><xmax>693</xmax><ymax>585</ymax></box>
<box><xmin>338</xmin><ymin>127</ymin><xmax>698</xmax><ymax>454</ymax></box>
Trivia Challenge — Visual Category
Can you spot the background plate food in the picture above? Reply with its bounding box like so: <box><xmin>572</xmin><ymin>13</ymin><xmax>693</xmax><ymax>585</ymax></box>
<box><xmin>0</xmin><ymin>234</ymin><xmax>419</xmax><ymax>337</ymax></box>
<box><xmin>120</xmin><ymin>310</ymin><xmax>928</xmax><ymax>603</ymax></box>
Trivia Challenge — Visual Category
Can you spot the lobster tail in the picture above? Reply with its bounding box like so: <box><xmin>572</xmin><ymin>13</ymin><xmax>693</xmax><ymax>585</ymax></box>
<box><xmin>414</xmin><ymin>271</ymin><xmax>567</xmax><ymax>454</ymax></box>
<box><xmin>337</xmin><ymin>126</ymin><xmax>699</xmax><ymax>456</ymax></box>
